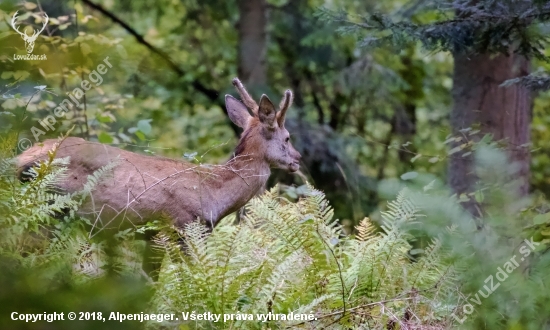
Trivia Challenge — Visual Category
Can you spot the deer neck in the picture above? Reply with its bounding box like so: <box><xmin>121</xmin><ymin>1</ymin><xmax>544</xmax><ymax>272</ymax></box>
<box><xmin>204</xmin><ymin>150</ymin><xmax>270</xmax><ymax>224</ymax></box>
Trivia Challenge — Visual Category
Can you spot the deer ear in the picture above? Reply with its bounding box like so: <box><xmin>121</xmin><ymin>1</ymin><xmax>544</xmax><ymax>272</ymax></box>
<box><xmin>258</xmin><ymin>94</ymin><xmax>277</xmax><ymax>128</ymax></box>
<box><xmin>225</xmin><ymin>95</ymin><xmax>251</xmax><ymax>128</ymax></box>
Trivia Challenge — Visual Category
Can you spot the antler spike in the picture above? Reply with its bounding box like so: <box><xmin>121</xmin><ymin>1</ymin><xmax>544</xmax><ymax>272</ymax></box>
<box><xmin>277</xmin><ymin>89</ymin><xmax>293</xmax><ymax>127</ymax></box>
<box><xmin>232</xmin><ymin>78</ymin><xmax>258</xmax><ymax>115</ymax></box>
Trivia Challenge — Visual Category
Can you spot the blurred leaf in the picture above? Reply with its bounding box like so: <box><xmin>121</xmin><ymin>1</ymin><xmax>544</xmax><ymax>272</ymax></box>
<box><xmin>79</xmin><ymin>43</ymin><xmax>92</xmax><ymax>55</ymax></box>
<box><xmin>13</xmin><ymin>71</ymin><xmax>30</xmax><ymax>81</ymax></box>
<box><xmin>98</xmin><ymin>132</ymin><xmax>113</xmax><ymax>144</ymax></box>
<box><xmin>59</xmin><ymin>23</ymin><xmax>72</xmax><ymax>31</ymax></box>
<box><xmin>135</xmin><ymin>131</ymin><xmax>146</xmax><ymax>141</ymax></box>
<box><xmin>183</xmin><ymin>151</ymin><xmax>197</xmax><ymax>160</ymax></box>
<box><xmin>480</xmin><ymin>134</ymin><xmax>493</xmax><ymax>144</ymax></box>
<box><xmin>448</xmin><ymin>145</ymin><xmax>464</xmax><ymax>155</ymax></box>
<box><xmin>97</xmin><ymin>113</ymin><xmax>116</xmax><ymax>123</ymax></box>
<box><xmin>0</xmin><ymin>31</ymin><xmax>12</xmax><ymax>40</ymax></box>
<box><xmin>137</xmin><ymin>119</ymin><xmax>152</xmax><ymax>135</ymax></box>
<box><xmin>24</xmin><ymin>2</ymin><xmax>37</xmax><ymax>9</ymax></box>
<box><xmin>400</xmin><ymin>171</ymin><xmax>418</xmax><ymax>180</ymax></box>
<box><xmin>286</xmin><ymin>189</ymin><xmax>298</xmax><ymax>199</ymax></box>
<box><xmin>534</xmin><ymin>213</ymin><xmax>550</xmax><ymax>225</ymax></box>
<box><xmin>118</xmin><ymin>132</ymin><xmax>132</xmax><ymax>143</ymax></box>
<box><xmin>411</xmin><ymin>154</ymin><xmax>422</xmax><ymax>162</ymax></box>
<box><xmin>296</xmin><ymin>185</ymin><xmax>309</xmax><ymax>195</ymax></box>
<box><xmin>474</xmin><ymin>190</ymin><xmax>485</xmax><ymax>203</ymax></box>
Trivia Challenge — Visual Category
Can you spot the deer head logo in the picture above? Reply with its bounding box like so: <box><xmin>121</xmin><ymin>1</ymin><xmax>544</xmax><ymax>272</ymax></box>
<box><xmin>11</xmin><ymin>10</ymin><xmax>48</xmax><ymax>54</ymax></box>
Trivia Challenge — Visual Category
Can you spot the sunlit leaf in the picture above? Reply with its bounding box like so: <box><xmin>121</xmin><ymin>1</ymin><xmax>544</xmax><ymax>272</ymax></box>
<box><xmin>98</xmin><ymin>132</ymin><xmax>113</xmax><ymax>144</ymax></box>
<box><xmin>448</xmin><ymin>145</ymin><xmax>465</xmax><ymax>155</ymax></box>
<box><xmin>79</xmin><ymin>43</ymin><xmax>92</xmax><ymax>55</ymax></box>
<box><xmin>135</xmin><ymin>131</ymin><xmax>146</xmax><ymax>141</ymax></box>
<box><xmin>24</xmin><ymin>2</ymin><xmax>37</xmax><ymax>9</ymax></box>
<box><xmin>411</xmin><ymin>154</ymin><xmax>422</xmax><ymax>162</ymax></box>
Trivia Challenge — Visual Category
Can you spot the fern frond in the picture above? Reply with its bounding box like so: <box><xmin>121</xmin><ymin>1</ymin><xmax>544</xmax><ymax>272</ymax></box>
<box><xmin>141</xmin><ymin>185</ymin><xmax>457</xmax><ymax>329</ymax></box>
<box><xmin>356</xmin><ymin>217</ymin><xmax>376</xmax><ymax>241</ymax></box>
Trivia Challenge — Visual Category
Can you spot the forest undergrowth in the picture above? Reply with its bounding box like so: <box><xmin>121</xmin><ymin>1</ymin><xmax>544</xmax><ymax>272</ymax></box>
<box><xmin>2</xmin><ymin>137</ymin><xmax>550</xmax><ymax>330</ymax></box>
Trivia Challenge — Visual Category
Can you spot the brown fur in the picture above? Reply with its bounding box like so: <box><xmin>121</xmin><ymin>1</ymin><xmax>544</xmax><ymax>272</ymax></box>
<box><xmin>17</xmin><ymin>79</ymin><xmax>301</xmax><ymax>231</ymax></box>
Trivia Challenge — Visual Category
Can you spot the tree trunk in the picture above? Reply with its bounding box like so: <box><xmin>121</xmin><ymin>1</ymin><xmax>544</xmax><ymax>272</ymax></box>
<box><xmin>449</xmin><ymin>53</ymin><xmax>531</xmax><ymax>217</ymax></box>
<box><xmin>237</xmin><ymin>0</ymin><xmax>267</xmax><ymax>86</ymax></box>
<box><xmin>395</xmin><ymin>51</ymin><xmax>423</xmax><ymax>166</ymax></box>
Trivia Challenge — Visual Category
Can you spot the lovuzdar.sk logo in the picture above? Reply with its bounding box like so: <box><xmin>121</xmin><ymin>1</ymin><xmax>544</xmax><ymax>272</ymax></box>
<box><xmin>11</xmin><ymin>9</ymin><xmax>48</xmax><ymax>60</ymax></box>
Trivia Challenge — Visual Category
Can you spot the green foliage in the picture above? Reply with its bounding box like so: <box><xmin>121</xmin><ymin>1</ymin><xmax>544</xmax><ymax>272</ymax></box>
<box><xmin>150</xmin><ymin>185</ymin><xmax>456</xmax><ymax>329</ymax></box>
<box><xmin>4</xmin><ymin>133</ymin><xmax>550</xmax><ymax>330</ymax></box>
<box><xmin>388</xmin><ymin>146</ymin><xmax>550</xmax><ymax>330</ymax></box>
<box><xmin>320</xmin><ymin>0</ymin><xmax>550</xmax><ymax>60</ymax></box>
<box><xmin>501</xmin><ymin>71</ymin><xmax>550</xmax><ymax>91</ymax></box>
<box><xmin>0</xmin><ymin>137</ymin><xmax>134</xmax><ymax>277</ymax></box>
<box><xmin>0</xmin><ymin>129</ymin><xmax>459</xmax><ymax>329</ymax></box>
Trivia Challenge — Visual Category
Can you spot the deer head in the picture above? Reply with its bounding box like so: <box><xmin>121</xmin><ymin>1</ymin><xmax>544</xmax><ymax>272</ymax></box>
<box><xmin>11</xmin><ymin>10</ymin><xmax>48</xmax><ymax>54</ymax></box>
<box><xmin>226</xmin><ymin>78</ymin><xmax>301</xmax><ymax>172</ymax></box>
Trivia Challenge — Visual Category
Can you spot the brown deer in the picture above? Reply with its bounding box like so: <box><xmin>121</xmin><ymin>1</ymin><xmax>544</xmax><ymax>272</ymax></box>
<box><xmin>17</xmin><ymin>78</ymin><xmax>301</xmax><ymax>232</ymax></box>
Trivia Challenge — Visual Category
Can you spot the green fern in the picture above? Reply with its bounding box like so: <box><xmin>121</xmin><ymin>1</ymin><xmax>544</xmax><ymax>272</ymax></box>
<box><xmin>0</xmin><ymin>135</ymin><xmax>457</xmax><ymax>328</ymax></box>
<box><xmin>149</xmin><ymin>184</ymin><xmax>456</xmax><ymax>329</ymax></box>
<box><xmin>0</xmin><ymin>137</ymin><xmax>140</xmax><ymax>281</ymax></box>
<box><xmin>356</xmin><ymin>217</ymin><xmax>376</xmax><ymax>242</ymax></box>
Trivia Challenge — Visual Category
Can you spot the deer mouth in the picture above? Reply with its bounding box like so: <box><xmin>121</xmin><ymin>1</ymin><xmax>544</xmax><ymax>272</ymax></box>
<box><xmin>289</xmin><ymin>161</ymin><xmax>300</xmax><ymax>172</ymax></box>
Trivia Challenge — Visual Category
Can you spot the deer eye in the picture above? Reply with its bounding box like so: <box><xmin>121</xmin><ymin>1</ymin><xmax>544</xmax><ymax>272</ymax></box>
<box><xmin>285</xmin><ymin>137</ymin><xmax>290</xmax><ymax>143</ymax></box>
